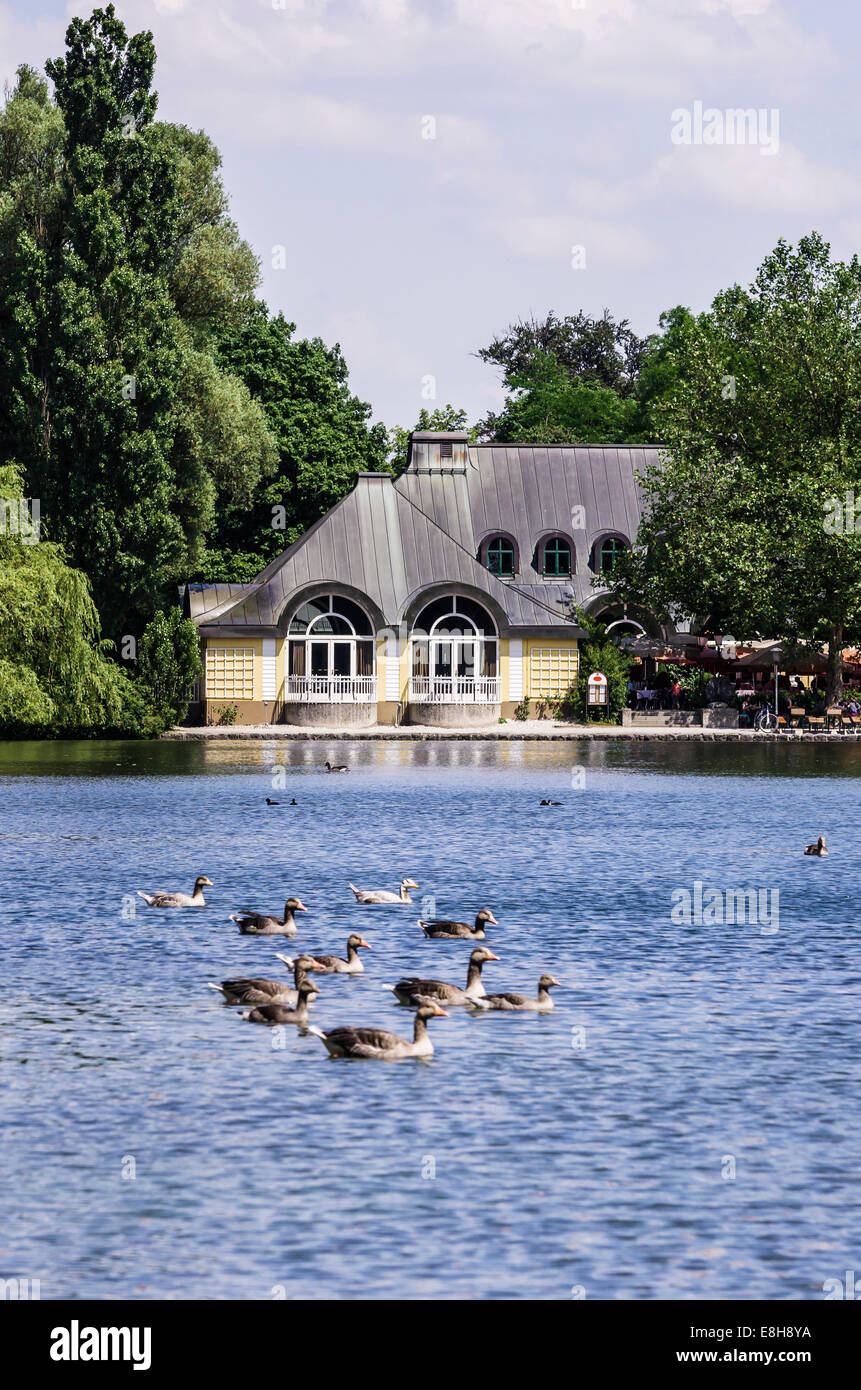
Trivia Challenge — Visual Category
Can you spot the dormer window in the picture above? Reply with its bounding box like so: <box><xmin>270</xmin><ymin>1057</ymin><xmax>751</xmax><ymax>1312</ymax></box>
<box><xmin>483</xmin><ymin>535</ymin><xmax>517</xmax><ymax>577</ymax></box>
<box><xmin>592</xmin><ymin>535</ymin><xmax>629</xmax><ymax>574</ymax></box>
<box><xmin>540</xmin><ymin>536</ymin><xmax>572</xmax><ymax>577</ymax></box>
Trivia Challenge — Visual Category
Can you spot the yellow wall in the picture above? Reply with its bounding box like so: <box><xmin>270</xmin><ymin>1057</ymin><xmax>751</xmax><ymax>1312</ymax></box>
<box><xmin>523</xmin><ymin>639</ymin><xmax>580</xmax><ymax>699</ymax></box>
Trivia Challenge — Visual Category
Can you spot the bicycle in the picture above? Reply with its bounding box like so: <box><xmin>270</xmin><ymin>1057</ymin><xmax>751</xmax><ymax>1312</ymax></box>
<box><xmin>753</xmin><ymin>703</ymin><xmax>780</xmax><ymax>733</ymax></box>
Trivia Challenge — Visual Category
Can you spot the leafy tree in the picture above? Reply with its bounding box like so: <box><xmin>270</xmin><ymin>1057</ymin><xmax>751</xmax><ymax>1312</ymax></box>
<box><xmin>607</xmin><ymin>233</ymin><xmax>861</xmax><ymax>700</ymax></box>
<box><xmin>477</xmin><ymin>310</ymin><xmax>647</xmax><ymax>396</ymax></box>
<box><xmin>558</xmin><ymin>624</ymin><xmax>632</xmax><ymax>723</ymax></box>
<box><xmin>0</xmin><ymin>463</ymin><xmax>144</xmax><ymax>735</ymax></box>
<box><xmin>137</xmin><ymin>606</ymin><xmax>202</xmax><ymax>727</ymax></box>
<box><xmin>204</xmin><ymin>307</ymin><xmax>389</xmax><ymax>581</ymax></box>
<box><xmin>0</xmin><ymin>11</ymin><xmax>276</xmax><ymax>639</ymax></box>
<box><xmin>478</xmin><ymin>351</ymin><xmax>642</xmax><ymax>444</ymax></box>
<box><xmin>387</xmin><ymin>404</ymin><xmax>474</xmax><ymax>475</ymax></box>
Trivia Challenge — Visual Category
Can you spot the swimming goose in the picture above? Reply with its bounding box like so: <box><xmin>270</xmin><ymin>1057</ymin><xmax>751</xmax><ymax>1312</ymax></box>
<box><xmin>292</xmin><ymin>934</ymin><xmax>371</xmax><ymax>974</ymax></box>
<box><xmin>469</xmin><ymin>973</ymin><xmax>561</xmax><ymax>1013</ymax></box>
<box><xmin>804</xmin><ymin>835</ymin><xmax>828</xmax><ymax>856</ymax></box>
<box><xmin>239</xmin><ymin>978</ymin><xmax>320</xmax><ymax>1026</ymax></box>
<box><xmin>207</xmin><ymin>955</ymin><xmax>312</xmax><ymax>1006</ymax></box>
<box><xmin>325</xmin><ymin>761</ymin><xmax>348</xmax><ymax>773</ymax></box>
<box><xmin>386</xmin><ymin>947</ymin><xmax>500</xmax><ymax>1007</ymax></box>
<box><xmin>418</xmin><ymin>908</ymin><xmax>497</xmax><ymax>940</ymax></box>
<box><xmin>349</xmin><ymin>878</ymin><xmax>418</xmax><ymax>904</ymax></box>
<box><xmin>230</xmin><ymin>896</ymin><xmax>307</xmax><ymax>936</ymax></box>
<box><xmin>137</xmin><ymin>876</ymin><xmax>213</xmax><ymax>908</ymax></box>
<box><xmin>307</xmin><ymin>1004</ymin><xmax>447</xmax><ymax>1060</ymax></box>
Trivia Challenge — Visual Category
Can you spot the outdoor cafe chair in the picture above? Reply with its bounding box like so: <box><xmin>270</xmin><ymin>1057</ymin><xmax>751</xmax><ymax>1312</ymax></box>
<box><xmin>826</xmin><ymin>706</ymin><xmax>846</xmax><ymax>732</ymax></box>
<box><xmin>789</xmin><ymin>706</ymin><xmax>808</xmax><ymax>730</ymax></box>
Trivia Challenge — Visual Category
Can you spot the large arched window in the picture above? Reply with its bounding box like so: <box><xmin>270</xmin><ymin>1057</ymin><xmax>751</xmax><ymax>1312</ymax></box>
<box><xmin>479</xmin><ymin>534</ymin><xmax>518</xmax><ymax>577</ymax></box>
<box><xmin>539</xmin><ymin>535</ymin><xmax>573</xmax><ymax>577</ymax></box>
<box><xmin>410</xmin><ymin>594</ymin><xmax>499</xmax><ymax>703</ymax></box>
<box><xmin>286</xmin><ymin>594</ymin><xmax>375</xmax><ymax>701</ymax></box>
<box><xmin>593</xmin><ymin>535</ymin><xmax>629</xmax><ymax>574</ymax></box>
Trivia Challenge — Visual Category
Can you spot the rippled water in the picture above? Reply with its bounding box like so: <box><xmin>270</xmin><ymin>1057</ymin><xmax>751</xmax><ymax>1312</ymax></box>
<box><xmin>1</xmin><ymin>736</ymin><xmax>860</xmax><ymax>1300</ymax></box>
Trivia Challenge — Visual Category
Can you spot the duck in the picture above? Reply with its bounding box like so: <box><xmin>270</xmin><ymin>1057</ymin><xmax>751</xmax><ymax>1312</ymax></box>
<box><xmin>804</xmin><ymin>835</ymin><xmax>828</xmax><ymax>856</ymax></box>
<box><xmin>230</xmin><ymin>896</ymin><xmax>307</xmax><ymax>936</ymax></box>
<box><xmin>239</xmin><ymin>978</ymin><xmax>320</xmax><ymax>1026</ymax></box>
<box><xmin>539</xmin><ymin>799</ymin><xmax>562</xmax><ymax>806</ymax></box>
<box><xmin>469</xmin><ymin>973</ymin><xmax>561</xmax><ymax>1013</ymax></box>
<box><xmin>287</xmin><ymin>934</ymin><xmax>371</xmax><ymax>974</ymax></box>
<box><xmin>290</xmin><ymin>799</ymin><xmax>298</xmax><ymax>806</ymax></box>
<box><xmin>265</xmin><ymin>797</ymin><xmax>279</xmax><ymax>806</ymax></box>
<box><xmin>207</xmin><ymin>954</ymin><xmax>313</xmax><ymax>1006</ymax></box>
<box><xmin>385</xmin><ymin>947</ymin><xmax>500</xmax><ymax>1007</ymax></box>
<box><xmin>137</xmin><ymin>876</ymin><xmax>213</xmax><ymax>908</ymax></box>
<box><xmin>307</xmin><ymin>1004</ymin><xmax>447</xmax><ymax>1060</ymax></box>
<box><xmin>418</xmin><ymin>908</ymin><xmax>497</xmax><ymax>940</ymax></box>
<box><xmin>325</xmin><ymin>761</ymin><xmax>348</xmax><ymax>773</ymax></box>
<box><xmin>349</xmin><ymin>878</ymin><xmax>418</xmax><ymax>904</ymax></box>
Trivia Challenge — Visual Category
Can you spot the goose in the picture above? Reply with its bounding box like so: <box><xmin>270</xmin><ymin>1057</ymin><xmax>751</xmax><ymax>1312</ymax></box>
<box><xmin>385</xmin><ymin>947</ymin><xmax>500</xmax><ymax>1007</ymax></box>
<box><xmin>325</xmin><ymin>761</ymin><xmax>348</xmax><ymax>773</ymax></box>
<box><xmin>239</xmin><ymin>978</ymin><xmax>320</xmax><ymax>1026</ymax></box>
<box><xmin>469</xmin><ymin>973</ymin><xmax>561</xmax><ymax>1013</ymax></box>
<box><xmin>137</xmin><ymin>876</ymin><xmax>212</xmax><ymax>908</ymax></box>
<box><xmin>207</xmin><ymin>954</ymin><xmax>313</xmax><ymax>1006</ymax></box>
<box><xmin>349</xmin><ymin>878</ymin><xmax>418</xmax><ymax>905</ymax></box>
<box><xmin>288</xmin><ymin>934</ymin><xmax>371</xmax><ymax>974</ymax></box>
<box><xmin>230</xmin><ymin>896</ymin><xmax>307</xmax><ymax>936</ymax></box>
<box><xmin>804</xmin><ymin>835</ymin><xmax>828</xmax><ymax>856</ymax></box>
<box><xmin>418</xmin><ymin>908</ymin><xmax>497</xmax><ymax>940</ymax></box>
<box><xmin>307</xmin><ymin>1004</ymin><xmax>447</xmax><ymax>1060</ymax></box>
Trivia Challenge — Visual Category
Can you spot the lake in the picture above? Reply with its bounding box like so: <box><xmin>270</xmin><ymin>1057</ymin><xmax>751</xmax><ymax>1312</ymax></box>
<box><xmin>1</xmin><ymin>736</ymin><xmax>859</xmax><ymax>1300</ymax></box>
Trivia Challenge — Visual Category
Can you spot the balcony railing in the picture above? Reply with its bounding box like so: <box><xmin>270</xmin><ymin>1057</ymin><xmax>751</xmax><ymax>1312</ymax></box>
<box><xmin>282</xmin><ymin>674</ymin><xmax>377</xmax><ymax>703</ymax></box>
<box><xmin>409</xmin><ymin>675</ymin><xmax>501</xmax><ymax>704</ymax></box>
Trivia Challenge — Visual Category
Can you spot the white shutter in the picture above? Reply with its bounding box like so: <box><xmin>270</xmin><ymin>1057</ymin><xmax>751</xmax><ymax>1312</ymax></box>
<box><xmin>508</xmin><ymin>638</ymin><xmax>523</xmax><ymax>700</ymax></box>
<box><xmin>261</xmin><ymin>638</ymin><xmax>277</xmax><ymax>700</ymax></box>
<box><xmin>385</xmin><ymin>634</ymin><xmax>400</xmax><ymax>700</ymax></box>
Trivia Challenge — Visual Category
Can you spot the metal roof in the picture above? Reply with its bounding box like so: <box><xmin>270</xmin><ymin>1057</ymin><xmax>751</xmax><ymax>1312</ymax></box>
<box><xmin>187</xmin><ymin>440</ymin><xmax>659</xmax><ymax>635</ymax></box>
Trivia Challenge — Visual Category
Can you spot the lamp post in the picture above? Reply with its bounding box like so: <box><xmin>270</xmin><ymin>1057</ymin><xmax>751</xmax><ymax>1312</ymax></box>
<box><xmin>772</xmin><ymin>647</ymin><xmax>782</xmax><ymax>720</ymax></box>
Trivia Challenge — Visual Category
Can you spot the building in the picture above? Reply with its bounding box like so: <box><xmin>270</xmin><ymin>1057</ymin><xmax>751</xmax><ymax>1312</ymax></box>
<box><xmin>182</xmin><ymin>433</ymin><xmax>666</xmax><ymax>727</ymax></box>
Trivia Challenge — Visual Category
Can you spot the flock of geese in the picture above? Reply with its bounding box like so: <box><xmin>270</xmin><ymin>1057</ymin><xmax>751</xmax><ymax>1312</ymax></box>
<box><xmin>136</xmin><ymin>876</ymin><xmax>560</xmax><ymax>1060</ymax></box>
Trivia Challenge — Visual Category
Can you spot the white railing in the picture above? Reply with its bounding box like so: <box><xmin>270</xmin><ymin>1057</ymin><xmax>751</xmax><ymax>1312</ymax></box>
<box><xmin>409</xmin><ymin>676</ymin><xmax>501</xmax><ymax>704</ymax></box>
<box><xmin>282</xmin><ymin>675</ymin><xmax>376</xmax><ymax>703</ymax></box>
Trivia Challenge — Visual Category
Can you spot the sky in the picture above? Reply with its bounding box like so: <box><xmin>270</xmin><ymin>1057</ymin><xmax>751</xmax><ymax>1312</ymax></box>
<box><xmin>2</xmin><ymin>0</ymin><xmax>860</xmax><ymax>434</ymax></box>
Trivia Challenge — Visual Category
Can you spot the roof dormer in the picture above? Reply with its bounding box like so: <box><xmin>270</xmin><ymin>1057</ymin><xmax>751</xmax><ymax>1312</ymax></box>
<box><xmin>406</xmin><ymin>430</ymin><xmax>470</xmax><ymax>472</ymax></box>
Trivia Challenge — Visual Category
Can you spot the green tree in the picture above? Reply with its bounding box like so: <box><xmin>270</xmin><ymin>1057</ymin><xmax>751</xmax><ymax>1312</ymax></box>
<box><xmin>607</xmin><ymin>233</ymin><xmax>861</xmax><ymax>701</ymax></box>
<box><xmin>478</xmin><ymin>351</ymin><xmax>642</xmax><ymax>444</ymax></box>
<box><xmin>0</xmin><ymin>463</ymin><xmax>144</xmax><ymax>735</ymax></box>
<box><xmin>204</xmin><ymin>307</ymin><xmax>389</xmax><ymax>581</ymax></box>
<box><xmin>0</xmin><ymin>11</ymin><xmax>276</xmax><ymax>639</ymax></box>
<box><xmin>137</xmin><ymin>606</ymin><xmax>202</xmax><ymax>727</ymax></box>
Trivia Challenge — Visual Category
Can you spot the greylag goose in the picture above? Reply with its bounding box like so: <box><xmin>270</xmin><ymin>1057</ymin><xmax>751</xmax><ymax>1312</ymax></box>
<box><xmin>290</xmin><ymin>934</ymin><xmax>371</xmax><ymax>974</ymax></box>
<box><xmin>325</xmin><ymin>761</ymin><xmax>348</xmax><ymax>773</ymax></box>
<box><xmin>470</xmin><ymin>973</ymin><xmax>561</xmax><ymax>1013</ymax></box>
<box><xmin>418</xmin><ymin>908</ymin><xmax>497</xmax><ymax>940</ymax></box>
<box><xmin>239</xmin><ymin>978</ymin><xmax>320</xmax><ymax>1026</ymax></box>
<box><xmin>207</xmin><ymin>954</ymin><xmax>313</xmax><ymax>1006</ymax></box>
<box><xmin>137</xmin><ymin>875</ymin><xmax>212</xmax><ymax>908</ymax></box>
<box><xmin>307</xmin><ymin>1004</ymin><xmax>447</xmax><ymax>1060</ymax></box>
<box><xmin>804</xmin><ymin>835</ymin><xmax>828</xmax><ymax>856</ymax></box>
<box><xmin>349</xmin><ymin>878</ymin><xmax>418</xmax><ymax>904</ymax></box>
<box><xmin>230</xmin><ymin>896</ymin><xmax>307</xmax><ymax>936</ymax></box>
<box><xmin>385</xmin><ymin>947</ymin><xmax>500</xmax><ymax>1007</ymax></box>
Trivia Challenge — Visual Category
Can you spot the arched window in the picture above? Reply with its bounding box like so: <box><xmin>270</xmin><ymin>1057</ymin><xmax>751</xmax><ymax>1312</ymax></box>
<box><xmin>595</xmin><ymin>536</ymin><xmax>629</xmax><ymax>574</ymax></box>
<box><xmin>410</xmin><ymin>594</ymin><xmax>498</xmax><ymax>703</ymax></box>
<box><xmin>481</xmin><ymin>535</ymin><xmax>517</xmax><ymax>577</ymax></box>
<box><xmin>286</xmin><ymin>594</ymin><xmax>375</xmax><ymax>700</ymax></box>
<box><xmin>540</xmin><ymin>536</ymin><xmax>572</xmax><ymax>577</ymax></box>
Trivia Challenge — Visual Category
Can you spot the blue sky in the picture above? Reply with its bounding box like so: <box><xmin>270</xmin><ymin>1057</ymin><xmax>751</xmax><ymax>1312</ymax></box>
<box><xmin>2</xmin><ymin>0</ymin><xmax>859</xmax><ymax>433</ymax></box>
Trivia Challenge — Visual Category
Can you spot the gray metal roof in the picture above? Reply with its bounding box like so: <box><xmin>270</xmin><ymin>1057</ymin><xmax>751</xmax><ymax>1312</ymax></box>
<box><xmin>188</xmin><ymin>440</ymin><xmax>658</xmax><ymax>635</ymax></box>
